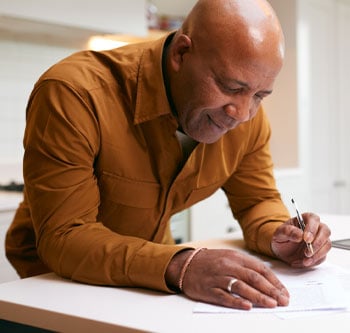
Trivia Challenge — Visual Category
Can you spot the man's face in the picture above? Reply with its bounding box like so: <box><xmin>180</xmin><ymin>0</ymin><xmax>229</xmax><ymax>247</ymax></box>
<box><xmin>171</xmin><ymin>37</ymin><xmax>282</xmax><ymax>144</ymax></box>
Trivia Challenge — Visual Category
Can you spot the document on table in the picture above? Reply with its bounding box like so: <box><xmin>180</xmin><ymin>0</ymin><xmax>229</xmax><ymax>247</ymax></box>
<box><xmin>193</xmin><ymin>261</ymin><xmax>350</xmax><ymax>318</ymax></box>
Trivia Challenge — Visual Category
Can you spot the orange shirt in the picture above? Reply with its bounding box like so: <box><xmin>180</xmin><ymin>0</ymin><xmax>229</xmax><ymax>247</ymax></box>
<box><xmin>6</xmin><ymin>34</ymin><xmax>290</xmax><ymax>292</ymax></box>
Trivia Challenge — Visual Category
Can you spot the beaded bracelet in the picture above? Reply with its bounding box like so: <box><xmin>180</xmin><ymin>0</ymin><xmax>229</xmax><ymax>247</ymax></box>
<box><xmin>178</xmin><ymin>247</ymin><xmax>205</xmax><ymax>291</ymax></box>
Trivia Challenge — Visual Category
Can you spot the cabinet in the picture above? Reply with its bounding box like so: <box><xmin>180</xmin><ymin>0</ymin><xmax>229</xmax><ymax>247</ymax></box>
<box><xmin>190</xmin><ymin>190</ymin><xmax>239</xmax><ymax>242</ymax></box>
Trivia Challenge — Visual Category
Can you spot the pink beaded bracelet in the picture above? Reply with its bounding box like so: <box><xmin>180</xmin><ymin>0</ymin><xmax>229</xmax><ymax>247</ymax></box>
<box><xmin>178</xmin><ymin>247</ymin><xmax>205</xmax><ymax>291</ymax></box>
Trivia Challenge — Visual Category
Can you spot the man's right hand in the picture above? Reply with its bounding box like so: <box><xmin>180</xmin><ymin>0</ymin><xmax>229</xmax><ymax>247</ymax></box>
<box><xmin>165</xmin><ymin>248</ymin><xmax>289</xmax><ymax>310</ymax></box>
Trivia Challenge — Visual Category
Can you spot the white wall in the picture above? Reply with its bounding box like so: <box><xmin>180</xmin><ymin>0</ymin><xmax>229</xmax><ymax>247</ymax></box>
<box><xmin>0</xmin><ymin>0</ymin><xmax>147</xmax><ymax>183</ymax></box>
<box><xmin>0</xmin><ymin>40</ymin><xmax>78</xmax><ymax>183</ymax></box>
<box><xmin>151</xmin><ymin>0</ymin><xmax>196</xmax><ymax>17</ymax></box>
<box><xmin>0</xmin><ymin>0</ymin><xmax>147</xmax><ymax>35</ymax></box>
<box><xmin>264</xmin><ymin>0</ymin><xmax>299</xmax><ymax>169</ymax></box>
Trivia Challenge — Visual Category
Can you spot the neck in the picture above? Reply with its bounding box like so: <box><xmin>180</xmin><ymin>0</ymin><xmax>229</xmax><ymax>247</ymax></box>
<box><xmin>162</xmin><ymin>35</ymin><xmax>179</xmax><ymax>121</ymax></box>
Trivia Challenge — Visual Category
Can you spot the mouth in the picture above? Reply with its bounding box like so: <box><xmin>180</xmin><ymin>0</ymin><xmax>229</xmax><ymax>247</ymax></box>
<box><xmin>208</xmin><ymin>115</ymin><xmax>235</xmax><ymax>132</ymax></box>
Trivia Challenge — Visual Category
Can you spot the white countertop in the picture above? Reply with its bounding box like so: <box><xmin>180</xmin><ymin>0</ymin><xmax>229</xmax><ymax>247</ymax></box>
<box><xmin>0</xmin><ymin>214</ymin><xmax>349</xmax><ymax>333</ymax></box>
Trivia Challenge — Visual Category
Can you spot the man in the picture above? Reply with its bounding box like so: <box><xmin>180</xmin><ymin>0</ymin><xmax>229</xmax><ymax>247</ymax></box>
<box><xmin>6</xmin><ymin>0</ymin><xmax>331</xmax><ymax>310</ymax></box>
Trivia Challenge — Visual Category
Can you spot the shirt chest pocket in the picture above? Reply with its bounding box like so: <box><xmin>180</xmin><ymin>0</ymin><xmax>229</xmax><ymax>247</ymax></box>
<box><xmin>97</xmin><ymin>172</ymin><xmax>161</xmax><ymax>238</ymax></box>
<box><xmin>99</xmin><ymin>171</ymin><xmax>160</xmax><ymax>208</ymax></box>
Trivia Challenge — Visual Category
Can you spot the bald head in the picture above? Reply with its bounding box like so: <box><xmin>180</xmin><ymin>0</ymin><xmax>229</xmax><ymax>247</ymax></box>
<box><xmin>165</xmin><ymin>0</ymin><xmax>286</xmax><ymax>143</ymax></box>
<box><xmin>178</xmin><ymin>0</ymin><xmax>284</xmax><ymax>64</ymax></box>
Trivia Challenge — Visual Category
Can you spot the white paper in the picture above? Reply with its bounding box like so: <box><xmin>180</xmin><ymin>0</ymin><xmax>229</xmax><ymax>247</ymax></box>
<box><xmin>193</xmin><ymin>262</ymin><xmax>350</xmax><ymax>318</ymax></box>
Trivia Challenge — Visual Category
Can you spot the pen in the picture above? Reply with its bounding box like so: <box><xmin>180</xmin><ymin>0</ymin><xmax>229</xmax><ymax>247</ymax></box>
<box><xmin>291</xmin><ymin>198</ymin><xmax>314</xmax><ymax>255</ymax></box>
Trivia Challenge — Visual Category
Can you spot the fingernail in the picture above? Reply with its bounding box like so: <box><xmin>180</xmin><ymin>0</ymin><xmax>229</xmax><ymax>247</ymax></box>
<box><xmin>304</xmin><ymin>258</ymin><xmax>313</xmax><ymax>266</ymax></box>
<box><xmin>305</xmin><ymin>231</ymin><xmax>313</xmax><ymax>242</ymax></box>
<box><xmin>279</xmin><ymin>294</ymin><xmax>289</xmax><ymax>306</ymax></box>
<box><xmin>267</xmin><ymin>298</ymin><xmax>278</xmax><ymax>308</ymax></box>
<box><xmin>281</xmin><ymin>288</ymin><xmax>290</xmax><ymax>297</ymax></box>
<box><xmin>241</xmin><ymin>300</ymin><xmax>253</xmax><ymax>310</ymax></box>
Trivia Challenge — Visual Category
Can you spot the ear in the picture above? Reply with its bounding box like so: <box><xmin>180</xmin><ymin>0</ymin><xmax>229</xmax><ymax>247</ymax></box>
<box><xmin>169</xmin><ymin>34</ymin><xmax>192</xmax><ymax>72</ymax></box>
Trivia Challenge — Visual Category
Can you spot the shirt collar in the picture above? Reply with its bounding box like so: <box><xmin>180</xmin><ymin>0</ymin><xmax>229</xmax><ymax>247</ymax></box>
<box><xmin>133</xmin><ymin>32</ymin><xmax>176</xmax><ymax>125</ymax></box>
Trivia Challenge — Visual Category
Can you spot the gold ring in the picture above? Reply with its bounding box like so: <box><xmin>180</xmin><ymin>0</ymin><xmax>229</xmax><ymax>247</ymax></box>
<box><xmin>227</xmin><ymin>278</ymin><xmax>238</xmax><ymax>293</ymax></box>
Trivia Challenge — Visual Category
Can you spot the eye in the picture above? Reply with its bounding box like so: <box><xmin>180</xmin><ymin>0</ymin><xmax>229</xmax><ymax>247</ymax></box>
<box><xmin>221</xmin><ymin>84</ymin><xmax>244</xmax><ymax>95</ymax></box>
<box><xmin>227</xmin><ymin>87</ymin><xmax>243</xmax><ymax>94</ymax></box>
<box><xmin>254</xmin><ymin>94</ymin><xmax>264</xmax><ymax>101</ymax></box>
<box><xmin>215</xmin><ymin>78</ymin><xmax>243</xmax><ymax>95</ymax></box>
<box><xmin>254</xmin><ymin>91</ymin><xmax>271</xmax><ymax>101</ymax></box>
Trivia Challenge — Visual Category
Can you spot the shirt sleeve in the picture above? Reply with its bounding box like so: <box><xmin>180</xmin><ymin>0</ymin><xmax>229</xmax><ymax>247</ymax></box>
<box><xmin>23</xmin><ymin>80</ymin><xmax>189</xmax><ymax>292</ymax></box>
<box><xmin>222</xmin><ymin>108</ymin><xmax>290</xmax><ymax>257</ymax></box>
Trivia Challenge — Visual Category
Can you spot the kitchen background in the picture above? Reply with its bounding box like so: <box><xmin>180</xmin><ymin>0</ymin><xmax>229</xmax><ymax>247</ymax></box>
<box><xmin>0</xmin><ymin>0</ymin><xmax>349</xmax><ymax>283</ymax></box>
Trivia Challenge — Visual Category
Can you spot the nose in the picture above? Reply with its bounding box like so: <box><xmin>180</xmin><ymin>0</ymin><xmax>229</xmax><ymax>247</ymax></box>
<box><xmin>224</xmin><ymin>98</ymin><xmax>251</xmax><ymax>122</ymax></box>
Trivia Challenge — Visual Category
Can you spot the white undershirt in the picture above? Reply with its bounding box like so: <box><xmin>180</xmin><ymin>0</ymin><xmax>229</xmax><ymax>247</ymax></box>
<box><xmin>176</xmin><ymin>130</ymin><xmax>198</xmax><ymax>166</ymax></box>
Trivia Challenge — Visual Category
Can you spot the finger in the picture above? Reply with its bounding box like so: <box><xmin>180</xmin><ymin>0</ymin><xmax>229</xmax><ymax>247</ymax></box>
<box><xmin>238</xmin><ymin>267</ymin><xmax>289</xmax><ymax>306</ymax></box>
<box><xmin>290</xmin><ymin>214</ymin><xmax>317</xmax><ymax>245</ymax></box>
<box><xmin>234</xmin><ymin>256</ymin><xmax>290</xmax><ymax>300</ymax></box>
<box><xmin>291</xmin><ymin>236</ymin><xmax>331</xmax><ymax>267</ymax></box>
<box><xmin>229</xmin><ymin>279</ymin><xmax>282</xmax><ymax>308</ymax></box>
<box><xmin>302</xmin><ymin>213</ymin><xmax>322</xmax><ymax>243</ymax></box>
<box><xmin>279</xmin><ymin>217</ymin><xmax>316</xmax><ymax>254</ymax></box>
<box><xmin>188</xmin><ymin>275</ymin><xmax>253</xmax><ymax>310</ymax></box>
<box><xmin>209</xmin><ymin>287</ymin><xmax>253</xmax><ymax>310</ymax></box>
<box><xmin>273</xmin><ymin>222</ymin><xmax>304</xmax><ymax>243</ymax></box>
<box><xmin>242</xmin><ymin>256</ymin><xmax>288</xmax><ymax>291</ymax></box>
<box><xmin>309</xmin><ymin>222</ymin><xmax>331</xmax><ymax>250</ymax></box>
<box><xmin>206</xmin><ymin>277</ymin><xmax>282</xmax><ymax>310</ymax></box>
<box><xmin>304</xmin><ymin>221</ymin><xmax>331</xmax><ymax>257</ymax></box>
<box><xmin>303</xmin><ymin>237</ymin><xmax>332</xmax><ymax>267</ymax></box>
